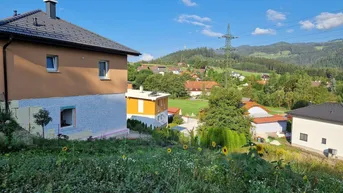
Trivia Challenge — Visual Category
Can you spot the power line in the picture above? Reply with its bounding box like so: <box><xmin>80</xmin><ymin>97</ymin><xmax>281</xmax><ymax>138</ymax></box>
<box><xmin>219</xmin><ymin>24</ymin><xmax>238</xmax><ymax>88</ymax></box>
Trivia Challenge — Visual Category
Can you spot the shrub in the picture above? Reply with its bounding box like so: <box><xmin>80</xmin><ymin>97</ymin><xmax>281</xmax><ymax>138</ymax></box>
<box><xmin>200</xmin><ymin>128</ymin><xmax>246</xmax><ymax>151</ymax></box>
<box><xmin>127</xmin><ymin>119</ymin><xmax>153</xmax><ymax>134</ymax></box>
<box><xmin>152</xmin><ymin>127</ymin><xmax>179</xmax><ymax>146</ymax></box>
<box><xmin>171</xmin><ymin>115</ymin><xmax>184</xmax><ymax>125</ymax></box>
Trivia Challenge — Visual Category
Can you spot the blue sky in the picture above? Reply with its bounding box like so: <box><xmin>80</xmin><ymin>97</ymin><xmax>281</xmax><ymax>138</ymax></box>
<box><xmin>1</xmin><ymin>0</ymin><xmax>343</xmax><ymax>61</ymax></box>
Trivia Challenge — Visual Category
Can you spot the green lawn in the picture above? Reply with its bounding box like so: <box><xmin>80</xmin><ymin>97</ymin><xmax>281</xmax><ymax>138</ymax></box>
<box><xmin>168</xmin><ymin>99</ymin><xmax>208</xmax><ymax>116</ymax></box>
<box><xmin>265</xmin><ymin>106</ymin><xmax>288</xmax><ymax>115</ymax></box>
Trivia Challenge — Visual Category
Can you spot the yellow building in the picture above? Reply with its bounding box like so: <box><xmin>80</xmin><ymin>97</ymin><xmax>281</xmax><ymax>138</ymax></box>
<box><xmin>126</xmin><ymin>88</ymin><xmax>169</xmax><ymax>127</ymax></box>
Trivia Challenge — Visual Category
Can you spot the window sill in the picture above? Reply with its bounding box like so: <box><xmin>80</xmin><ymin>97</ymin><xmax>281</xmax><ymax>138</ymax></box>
<box><xmin>61</xmin><ymin>126</ymin><xmax>75</xmax><ymax>129</ymax></box>
<box><xmin>47</xmin><ymin>70</ymin><xmax>60</xmax><ymax>73</ymax></box>
<box><xmin>100</xmin><ymin>77</ymin><xmax>111</xmax><ymax>81</ymax></box>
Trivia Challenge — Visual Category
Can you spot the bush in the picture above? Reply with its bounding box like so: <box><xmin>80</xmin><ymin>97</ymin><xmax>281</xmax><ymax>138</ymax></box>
<box><xmin>171</xmin><ymin>115</ymin><xmax>184</xmax><ymax>125</ymax></box>
<box><xmin>152</xmin><ymin>127</ymin><xmax>179</xmax><ymax>146</ymax></box>
<box><xmin>127</xmin><ymin>119</ymin><xmax>153</xmax><ymax>134</ymax></box>
<box><xmin>200</xmin><ymin>128</ymin><xmax>246</xmax><ymax>151</ymax></box>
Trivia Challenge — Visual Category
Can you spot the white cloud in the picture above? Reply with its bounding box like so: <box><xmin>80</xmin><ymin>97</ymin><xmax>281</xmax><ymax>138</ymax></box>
<box><xmin>299</xmin><ymin>20</ymin><xmax>315</xmax><ymax>30</ymax></box>
<box><xmin>201</xmin><ymin>29</ymin><xmax>223</xmax><ymax>37</ymax></box>
<box><xmin>252</xmin><ymin>28</ymin><xmax>276</xmax><ymax>35</ymax></box>
<box><xmin>315</xmin><ymin>12</ymin><xmax>343</xmax><ymax>30</ymax></box>
<box><xmin>266</xmin><ymin>9</ymin><xmax>286</xmax><ymax>21</ymax></box>
<box><xmin>177</xmin><ymin>14</ymin><xmax>211</xmax><ymax>23</ymax></box>
<box><xmin>276</xmin><ymin>22</ymin><xmax>283</xmax><ymax>27</ymax></box>
<box><xmin>286</xmin><ymin>29</ymin><xmax>294</xmax><ymax>33</ymax></box>
<box><xmin>140</xmin><ymin>53</ymin><xmax>154</xmax><ymax>61</ymax></box>
<box><xmin>182</xmin><ymin>0</ymin><xmax>197</xmax><ymax>7</ymax></box>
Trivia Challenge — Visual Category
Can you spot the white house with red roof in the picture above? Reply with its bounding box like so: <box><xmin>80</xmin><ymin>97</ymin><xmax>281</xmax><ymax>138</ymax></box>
<box><xmin>242</xmin><ymin>102</ymin><xmax>287</xmax><ymax>137</ymax></box>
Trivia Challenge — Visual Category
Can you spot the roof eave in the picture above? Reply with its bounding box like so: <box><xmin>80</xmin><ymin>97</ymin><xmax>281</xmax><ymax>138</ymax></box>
<box><xmin>0</xmin><ymin>32</ymin><xmax>141</xmax><ymax>56</ymax></box>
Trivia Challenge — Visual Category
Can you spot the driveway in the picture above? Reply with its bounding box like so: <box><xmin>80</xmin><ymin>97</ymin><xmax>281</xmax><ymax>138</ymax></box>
<box><xmin>172</xmin><ymin>117</ymin><xmax>200</xmax><ymax>136</ymax></box>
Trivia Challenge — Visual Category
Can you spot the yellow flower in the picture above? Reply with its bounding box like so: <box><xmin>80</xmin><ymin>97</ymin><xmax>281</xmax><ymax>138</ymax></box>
<box><xmin>122</xmin><ymin>154</ymin><xmax>126</xmax><ymax>160</ymax></box>
<box><xmin>198</xmin><ymin>147</ymin><xmax>202</xmax><ymax>152</ymax></box>
<box><xmin>167</xmin><ymin>148</ymin><xmax>172</xmax><ymax>153</ymax></box>
<box><xmin>155</xmin><ymin>171</ymin><xmax>159</xmax><ymax>175</ymax></box>
<box><xmin>62</xmin><ymin>146</ymin><xmax>68</xmax><ymax>152</ymax></box>
<box><xmin>212</xmin><ymin>141</ymin><xmax>216</xmax><ymax>148</ymax></box>
<box><xmin>183</xmin><ymin>145</ymin><xmax>188</xmax><ymax>150</ymax></box>
<box><xmin>222</xmin><ymin>146</ymin><xmax>228</xmax><ymax>156</ymax></box>
<box><xmin>303</xmin><ymin>175</ymin><xmax>308</xmax><ymax>181</ymax></box>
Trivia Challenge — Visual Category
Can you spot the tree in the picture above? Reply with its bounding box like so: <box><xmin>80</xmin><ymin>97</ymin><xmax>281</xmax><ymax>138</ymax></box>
<box><xmin>133</xmin><ymin>69</ymin><xmax>153</xmax><ymax>89</ymax></box>
<box><xmin>34</xmin><ymin>109</ymin><xmax>52</xmax><ymax>138</ymax></box>
<box><xmin>201</xmin><ymin>87</ymin><xmax>251</xmax><ymax>137</ymax></box>
<box><xmin>284</xmin><ymin>92</ymin><xmax>295</xmax><ymax>109</ymax></box>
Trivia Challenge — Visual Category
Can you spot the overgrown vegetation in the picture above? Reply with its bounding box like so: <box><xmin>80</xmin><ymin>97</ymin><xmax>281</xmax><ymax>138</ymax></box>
<box><xmin>127</xmin><ymin>119</ymin><xmax>153</xmax><ymax>134</ymax></box>
<box><xmin>1</xmin><ymin>138</ymin><xmax>342</xmax><ymax>192</ymax></box>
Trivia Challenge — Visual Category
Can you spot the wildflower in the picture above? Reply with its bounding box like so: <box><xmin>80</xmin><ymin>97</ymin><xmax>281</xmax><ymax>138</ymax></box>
<box><xmin>212</xmin><ymin>141</ymin><xmax>216</xmax><ymax>148</ymax></box>
<box><xmin>198</xmin><ymin>147</ymin><xmax>202</xmax><ymax>152</ymax></box>
<box><xmin>155</xmin><ymin>171</ymin><xmax>159</xmax><ymax>175</ymax></box>
<box><xmin>62</xmin><ymin>146</ymin><xmax>68</xmax><ymax>152</ymax></box>
<box><xmin>183</xmin><ymin>145</ymin><xmax>188</xmax><ymax>150</ymax></box>
<box><xmin>122</xmin><ymin>154</ymin><xmax>127</xmax><ymax>160</ymax></box>
<box><xmin>167</xmin><ymin>148</ymin><xmax>172</xmax><ymax>153</ymax></box>
<box><xmin>5</xmin><ymin>153</ymin><xmax>9</xmax><ymax>157</ymax></box>
<box><xmin>222</xmin><ymin>146</ymin><xmax>228</xmax><ymax>156</ymax></box>
<box><xmin>303</xmin><ymin>175</ymin><xmax>308</xmax><ymax>181</ymax></box>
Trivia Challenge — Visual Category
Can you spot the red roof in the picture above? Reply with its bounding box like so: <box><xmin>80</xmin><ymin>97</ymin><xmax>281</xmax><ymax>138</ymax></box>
<box><xmin>185</xmin><ymin>81</ymin><xmax>218</xmax><ymax>91</ymax></box>
<box><xmin>243</xmin><ymin>102</ymin><xmax>270</xmax><ymax>113</ymax></box>
<box><xmin>168</xmin><ymin>107</ymin><xmax>180</xmax><ymax>114</ymax></box>
<box><xmin>256</xmin><ymin>80</ymin><xmax>267</xmax><ymax>85</ymax></box>
<box><xmin>253</xmin><ymin>115</ymin><xmax>287</xmax><ymax>124</ymax></box>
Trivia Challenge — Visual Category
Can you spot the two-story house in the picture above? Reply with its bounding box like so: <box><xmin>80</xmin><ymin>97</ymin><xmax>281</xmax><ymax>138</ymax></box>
<box><xmin>0</xmin><ymin>0</ymin><xmax>140</xmax><ymax>139</ymax></box>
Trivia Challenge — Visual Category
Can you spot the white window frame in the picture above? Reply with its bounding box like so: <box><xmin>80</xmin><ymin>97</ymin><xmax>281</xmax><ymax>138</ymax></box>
<box><xmin>99</xmin><ymin>60</ymin><xmax>109</xmax><ymax>80</ymax></box>
<box><xmin>46</xmin><ymin>55</ymin><xmax>58</xmax><ymax>72</ymax></box>
<box><xmin>138</xmin><ymin>100</ymin><xmax>144</xmax><ymax>113</ymax></box>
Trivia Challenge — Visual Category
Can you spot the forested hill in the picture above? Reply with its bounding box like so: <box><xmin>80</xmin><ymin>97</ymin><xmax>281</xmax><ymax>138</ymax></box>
<box><xmin>236</xmin><ymin>40</ymin><xmax>343</xmax><ymax>67</ymax></box>
<box><xmin>151</xmin><ymin>40</ymin><xmax>343</xmax><ymax>69</ymax></box>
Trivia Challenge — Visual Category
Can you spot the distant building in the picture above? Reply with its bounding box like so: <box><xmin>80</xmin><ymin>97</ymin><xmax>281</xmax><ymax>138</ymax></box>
<box><xmin>168</xmin><ymin>107</ymin><xmax>182</xmax><ymax>116</ymax></box>
<box><xmin>242</xmin><ymin>102</ymin><xmax>287</xmax><ymax>137</ymax></box>
<box><xmin>126</xmin><ymin>88</ymin><xmax>170</xmax><ymax>127</ymax></box>
<box><xmin>261</xmin><ymin>74</ymin><xmax>270</xmax><ymax>80</ymax></box>
<box><xmin>289</xmin><ymin>103</ymin><xmax>343</xmax><ymax>159</ymax></box>
<box><xmin>185</xmin><ymin>81</ymin><xmax>219</xmax><ymax>97</ymax></box>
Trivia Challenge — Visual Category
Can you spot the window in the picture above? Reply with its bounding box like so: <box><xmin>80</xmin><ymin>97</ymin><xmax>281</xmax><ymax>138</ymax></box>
<box><xmin>60</xmin><ymin>107</ymin><xmax>75</xmax><ymax>128</ymax></box>
<box><xmin>46</xmin><ymin>55</ymin><xmax>58</xmax><ymax>72</ymax></box>
<box><xmin>322</xmin><ymin>138</ymin><xmax>327</xmax><ymax>144</ymax></box>
<box><xmin>300</xmin><ymin>133</ymin><xmax>308</xmax><ymax>142</ymax></box>
<box><xmin>99</xmin><ymin>61</ymin><xmax>109</xmax><ymax>79</ymax></box>
<box><xmin>138</xmin><ymin>100</ymin><xmax>144</xmax><ymax>113</ymax></box>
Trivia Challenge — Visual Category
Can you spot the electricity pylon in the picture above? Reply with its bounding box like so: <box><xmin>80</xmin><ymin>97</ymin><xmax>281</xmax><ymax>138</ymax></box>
<box><xmin>220</xmin><ymin>24</ymin><xmax>238</xmax><ymax>88</ymax></box>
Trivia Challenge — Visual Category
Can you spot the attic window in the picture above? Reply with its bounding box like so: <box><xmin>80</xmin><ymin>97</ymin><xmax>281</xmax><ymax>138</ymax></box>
<box><xmin>46</xmin><ymin>55</ymin><xmax>58</xmax><ymax>72</ymax></box>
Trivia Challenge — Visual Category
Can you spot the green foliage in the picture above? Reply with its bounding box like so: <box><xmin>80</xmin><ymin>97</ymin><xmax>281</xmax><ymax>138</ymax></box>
<box><xmin>201</xmin><ymin>87</ymin><xmax>251</xmax><ymax>137</ymax></box>
<box><xmin>1</xmin><ymin>139</ymin><xmax>343</xmax><ymax>192</ymax></box>
<box><xmin>171</xmin><ymin>115</ymin><xmax>184</xmax><ymax>125</ymax></box>
<box><xmin>143</xmin><ymin>73</ymin><xmax>188</xmax><ymax>98</ymax></box>
<box><xmin>152</xmin><ymin>127</ymin><xmax>179</xmax><ymax>146</ymax></box>
<box><xmin>33</xmin><ymin>109</ymin><xmax>52</xmax><ymax>139</ymax></box>
<box><xmin>200</xmin><ymin>128</ymin><xmax>246</xmax><ymax>151</ymax></box>
<box><xmin>127</xmin><ymin>119</ymin><xmax>153</xmax><ymax>134</ymax></box>
<box><xmin>0</xmin><ymin>107</ymin><xmax>21</xmax><ymax>147</ymax></box>
<box><xmin>133</xmin><ymin>69</ymin><xmax>153</xmax><ymax>89</ymax></box>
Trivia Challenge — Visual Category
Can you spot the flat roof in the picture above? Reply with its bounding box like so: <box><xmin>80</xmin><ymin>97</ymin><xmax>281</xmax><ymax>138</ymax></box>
<box><xmin>126</xmin><ymin>89</ymin><xmax>170</xmax><ymax>101</ymax></box>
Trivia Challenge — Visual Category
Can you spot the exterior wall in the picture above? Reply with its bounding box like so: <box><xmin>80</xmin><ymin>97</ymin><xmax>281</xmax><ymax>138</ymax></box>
<box><xmin>126</xmin><ymin>96</ymin><xmax>168</xmax><ymax>116</ymax></box>
<box><xmin>127</xmin><ymin>98</ymin><xmax>156</xmax><ymax>115</ymax></box>
<box><xmin>0</xmin><ymin>41</ymin><xmax>3</xmax><ymax>98</ymax></box>
<box><xmin>18</xmin><ymin>93</ymin><xmax>127</xmax><ymax>139</ymax></box>
<box><xmin>189</xmin><ymin>91</ymin><xmax>202</xmax><ymax>97</ymax></box>
<box><xmin>248</xmin><ymin>107</ymin><xmax>269</xmax><ymax>116</ymax></box>
<box><xmin>156</xmin><ymin>97</ymin><xmax>168</xmax><ymax>114</ymax></box>
<box><xmin>128</xmin><ymin>110</ymin><xmax>168</xmax><ymax>128</ymax></box>
<box><xmin>292</xmin><ymin>116</ymin><xmax>343</xmax><ymax>158</ymax></box>
<box><xmin>252</xmin><ymin>121</ymin><xmax>287</xmax><ymax>134</ymax></box>
<box><xmin>0</xmin><ymin>39</ymin><xmax>128</xmax><ymax>100</ymax></box>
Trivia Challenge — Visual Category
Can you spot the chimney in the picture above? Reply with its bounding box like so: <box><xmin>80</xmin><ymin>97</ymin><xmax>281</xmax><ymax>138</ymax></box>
<box><xmin>13</xmin><ymin>10</ymin><xmax>18</xmax><ymax>16</ymax></box>
<box><xmin>44</xmin><ymin>0</ymin><xmax>57</xmax><ymax>19</ymax></box>
<box><xmin>139</xmin><ymin>85</ymin><xmax>144</xmax><ymax>93</ymax></box>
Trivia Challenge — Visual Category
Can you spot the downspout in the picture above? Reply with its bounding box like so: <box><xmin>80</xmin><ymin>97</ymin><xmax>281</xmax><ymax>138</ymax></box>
<box><xmin>3</xmin><ymin>37</ymin><xmax>13</xmax><ymax>112</ymax></box>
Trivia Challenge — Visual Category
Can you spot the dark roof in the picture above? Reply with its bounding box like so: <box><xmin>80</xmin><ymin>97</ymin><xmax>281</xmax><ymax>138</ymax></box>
<box><xmin>0</xmin><ymin>10</ymin><xmax>140</xmax><ymax>56</ymax></box>
<box><xmin>289</xmin><ymin>103</ymin><xmax>343</xmax><ymax>124</ymax></box>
